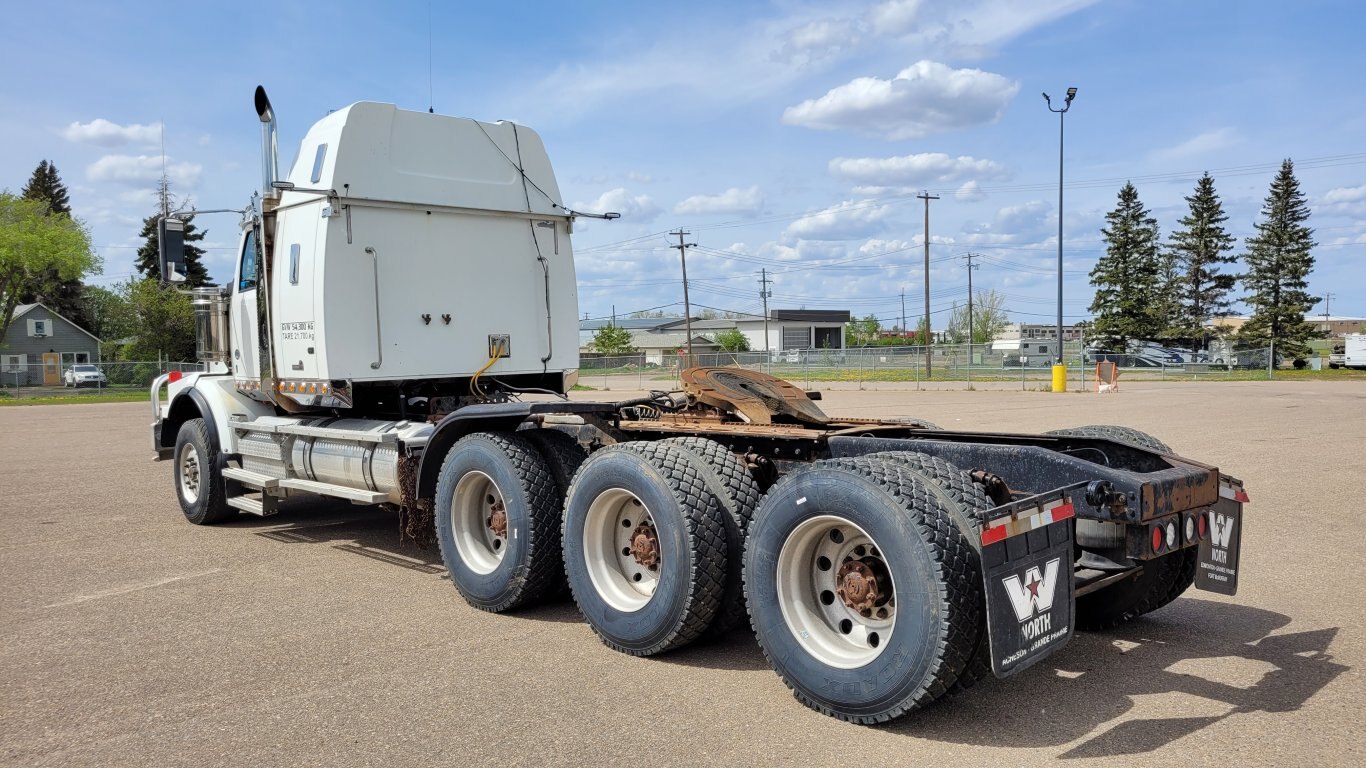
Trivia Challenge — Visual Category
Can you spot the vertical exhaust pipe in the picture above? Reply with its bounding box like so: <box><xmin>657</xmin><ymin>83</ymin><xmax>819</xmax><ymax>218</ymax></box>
<box><xmin>254</xmin><ymin>86</ymin><xmax>280</xmax><ymax>199</ymax></box>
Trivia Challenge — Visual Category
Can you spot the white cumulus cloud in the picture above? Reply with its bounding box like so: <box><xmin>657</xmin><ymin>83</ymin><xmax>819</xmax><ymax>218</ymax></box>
<box><xmin>783</xmin><ymin>200</ymin><xmax>894</xmax><ymax>241</ymax></box>
<box><xmin>63</xmin><ymin>119</ymin><xmax>161</xmax><ymax>147</ymax></box>
<box><xmin>782</xmin><ymin>60</ymin><xmax>1019</xmax><ymax>140</ymax></box>
<box><xmin>829</xmin><ymin>152</ymin><xmax>1008</xmax><ymax>186</ymax></box>
<box><xmin>87</xmin><ymin>154</ymin><xmax>202</xmax><ymax>187</ymax></box>
<box><xmin>674</xmin><ymin>186</ymin><xmax>764</xmax><ymax>217</ymax></box>
<box><xmin>572</xmin><ymin>188</ymin><xmax>661</xmax><ymax>222</ymax></box>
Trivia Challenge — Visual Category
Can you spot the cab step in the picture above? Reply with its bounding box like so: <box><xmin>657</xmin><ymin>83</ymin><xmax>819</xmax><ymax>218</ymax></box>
<box><xmin>227</xmin><ymin>492</ymin><xmax>278</xmax><ymax>517</ymax></box>
<box><xmin>223</xmin><ymin>467</ymin><xmax>281</xmax><ymax>490</ymax></box>
<box><xmin>277</xmin><ymin>477</ymin><xmax>389</xmax><ymax>505</ymax></box>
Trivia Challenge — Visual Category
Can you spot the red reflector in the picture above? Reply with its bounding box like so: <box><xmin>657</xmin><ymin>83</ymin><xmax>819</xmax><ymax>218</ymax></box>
<box><xmin>168</xmin><ymin>371</ymin><xmax>182</xmax><ymax>383</ymax></box>
<box><xmin>1198</xmin><ymin>513</ymin><xmax>1208</xmax><ymax>539</ymax></box>
<box><xmin>981</xmin><ymin>525</ymin><xmax>1008</xmax><ymax>546</ymax></box>
<box><xmin>1234</xmin><ymin>489</ymin><xmax>1250</xmax><ymax>504</ymax></box>
<box><xmin>1052</xmin><ymin>502</ymin><xmax>1075</xmax><ymax>522</ymax></box>
<box><xmin>1152</xmin><ymin>526</ymin><xmax>1164</xmax><ymax>553</ymax></box>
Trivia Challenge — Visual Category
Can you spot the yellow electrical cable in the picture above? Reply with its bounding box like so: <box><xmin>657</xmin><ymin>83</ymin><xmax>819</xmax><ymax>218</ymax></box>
<box><xmin>470</xmin><ymin>337</ymin><xmax>507</xmax><ymax>399</ymax></box>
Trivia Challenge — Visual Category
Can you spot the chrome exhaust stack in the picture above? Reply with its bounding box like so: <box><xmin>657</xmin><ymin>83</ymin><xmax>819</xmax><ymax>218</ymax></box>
<box><xmin>254</xmin><ymin>85</ymin><xmax>280</xmax><ymax>199</ymax></box>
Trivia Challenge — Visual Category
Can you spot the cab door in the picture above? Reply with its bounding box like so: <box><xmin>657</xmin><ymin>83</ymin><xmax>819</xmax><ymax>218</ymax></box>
<box><xmin>230</xmin><ymin>228</ymin><xmax>263</xmax><ymax>383</ymax></box>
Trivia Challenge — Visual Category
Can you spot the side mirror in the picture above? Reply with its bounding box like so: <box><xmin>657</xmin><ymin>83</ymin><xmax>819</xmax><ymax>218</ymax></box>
<box><xmin>159</xmin><ymin>217</ymin><xmax>187</xmax><ymax>283</ymax></box>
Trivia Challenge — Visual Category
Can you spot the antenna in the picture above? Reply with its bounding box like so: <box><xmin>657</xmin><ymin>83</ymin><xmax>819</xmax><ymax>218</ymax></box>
<box><xmin>427</xmin><ymin>0</ymin><xmax>435</xmax><ymax>113</ymax></box>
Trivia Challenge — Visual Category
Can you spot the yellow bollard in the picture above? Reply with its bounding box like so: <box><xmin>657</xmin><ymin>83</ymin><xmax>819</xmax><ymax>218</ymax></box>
<box><xmin>1051</xmin><ymin>364</ymin><xmax>1067</xmax><ymax>392</ymax></box>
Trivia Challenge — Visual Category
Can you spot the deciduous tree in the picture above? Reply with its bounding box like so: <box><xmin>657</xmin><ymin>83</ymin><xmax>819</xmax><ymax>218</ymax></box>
<box><xmin>0</xmin><ymin>193</ymin><xmax>98</xmax><ymax>342</ymax></box>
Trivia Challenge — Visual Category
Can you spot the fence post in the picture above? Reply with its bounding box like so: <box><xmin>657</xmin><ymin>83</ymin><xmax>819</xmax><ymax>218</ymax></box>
<box><xmin>1268</xmin><ymin>340</ymin><xmax>1274</xmax><ymax>380</ymax></box>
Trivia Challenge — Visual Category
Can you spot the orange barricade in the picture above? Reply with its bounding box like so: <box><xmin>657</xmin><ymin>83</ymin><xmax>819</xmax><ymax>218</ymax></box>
<box><xmin>1095</xmin><ymin>361</ymin><xmax>1119</xmax><ymax>393</ymax></box>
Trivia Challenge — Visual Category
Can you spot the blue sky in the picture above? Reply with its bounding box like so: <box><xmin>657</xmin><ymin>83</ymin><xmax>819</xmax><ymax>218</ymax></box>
<box><xmin>3</xmin><ymin>0</ymin><xmax>1363</xmax><ymax>328</ymax></box>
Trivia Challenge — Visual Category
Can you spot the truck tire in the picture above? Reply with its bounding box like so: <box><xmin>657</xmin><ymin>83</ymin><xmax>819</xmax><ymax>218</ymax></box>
<box><xmin>744</xmin><ymin>456</ymin><xmax>979</xmax><ymax>723</ymax></box>
<box><xmin>173</xmin><ymin>418</ymin><xmax>234</xmax><ymax>525</ymax></box>
<box><xmin>1075</xmin><ymin>548</ymin><xmax>1198</xmax><ymax>630</ymax></box>
<box><xmin>562</xmin><ymin>443</ymin><xmax>727</xmax><ymax>656</ymax></box>
<box><xmin>658</xmin><ymin>436</ymin><xmax>761</xmax><ymax>638</ymax></box>
<box><xmin>1046</xmin><ymin>425</ymin><xmax>1196</xmax><ymax>629</ymax></box>
<box><xmin>521</xmin><ymin>428</ymin><xmax>587</xmax><ymax>508</ymax></box>
<box><xmin>434</xmin><ymin>432</ymin><xmax>562</xmax><ymax>612</ymax></box>
<box><xmin>867</xmin><ymin>451</ymin><xmax>994</xmax><ymax>695</ymax></box>
<box><xmin>1046</xmin><ymin>425</ymin><xmax>1171</xmax><ymax>454</ymax></box>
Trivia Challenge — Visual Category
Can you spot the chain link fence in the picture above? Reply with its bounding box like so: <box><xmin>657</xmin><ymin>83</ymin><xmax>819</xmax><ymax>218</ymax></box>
<box><xmin>1</xmin><ymin>360</ymin><xmax>205</xmax><ymax>400</ymax></box>
<box><xmin>576</xmin><ymin>342</ymin><xmax>1294</xmax><ymax>391</ymax></box>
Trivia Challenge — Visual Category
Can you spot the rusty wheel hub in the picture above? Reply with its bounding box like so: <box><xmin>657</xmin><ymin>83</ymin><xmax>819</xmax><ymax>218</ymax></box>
<box><xmin>836</xmin><ymin>560</ymin><xmax>882</xmax><ymax>615</ymax></box>
<box><xmin>486</xmin><ymin>500</ymin><xmax>508</xmax><ymax>539</ymax></box>
<box><xmin>630</xmin><ymin>523</ymin><xmax>660</xmax><ymax>568</ymax></box>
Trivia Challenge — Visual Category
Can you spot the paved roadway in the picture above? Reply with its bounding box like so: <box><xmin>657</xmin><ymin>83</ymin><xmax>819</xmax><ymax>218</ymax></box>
<box><xmin>2</xmin><ymin>381</ymin><xmax>1363</xmax><ymax>767</ymax></box>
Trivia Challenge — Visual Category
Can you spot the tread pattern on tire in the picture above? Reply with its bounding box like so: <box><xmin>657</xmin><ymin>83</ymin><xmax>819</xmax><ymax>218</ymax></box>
<box><xmin>865</xmin><ymin>450</ymin><xmax>994</xmax><ymax>696</ymax></box>
<box><xmin>1045</xmin><ymin>424</ymin><xmax>1172</xmax><ymax>454</ymax></box>
<box><xmin>657</xmin><ymin>436</ymin><xmax>761</xmax><ymax>638</ymax></box>
<box><xmin>177</xmin><ymin>418</ymin><xmax>234</xmax><ymax>525</ymax></box>
<box><xmin>566</xmin><ymin>442</ymin><xmax>729</xmax><ymax>655</ymax></box>
<box><xmin>748</xmin><ymin>455</ymin><xmax>980</xmax><ymax>723</ymax></box>
<box><xmin>440</xmin><ymin>432</ymin><xmax>563</xmax><ymax>612</ymax></box>
<box><xmin>521</xmin><ymin>428</ymin><xmax>587</xmax><ymax>507</ymax></box>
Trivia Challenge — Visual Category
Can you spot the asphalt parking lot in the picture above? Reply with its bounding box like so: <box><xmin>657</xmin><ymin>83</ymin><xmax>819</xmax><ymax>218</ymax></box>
<box><xmin>3</xmin><ymin>381</ymin><xmax>1363</xmax><ymax>767</ymax></box>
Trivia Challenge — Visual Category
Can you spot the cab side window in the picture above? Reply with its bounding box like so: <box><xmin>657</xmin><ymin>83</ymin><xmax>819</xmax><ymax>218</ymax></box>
<box><xmin>238</xmin><ymin>230</ymin><xmax>258</xmax><ymax>292</ymax></box>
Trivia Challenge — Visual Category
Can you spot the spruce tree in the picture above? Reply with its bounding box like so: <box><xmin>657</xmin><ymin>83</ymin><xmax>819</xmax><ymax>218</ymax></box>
<box><xmin>1167</xmin><ymin>172</ymin><xmax>1237</xmax><ymax>349</ymax></box>
<box><xmin>1239</xmin><ymin>159</ymin><xmax>1319</xmax><ymax>357</ymax></box>
<box><xmin>1089</xmin><ymin>182</ymin><xmax>1161</xmax><ymax>351</ymax></box>
<box><xmin>19</xmin><ymin>160</ymin><xmax>93</xmax><ymax>328</ymax></box>
<box><xmin>20</xmin><ymin>161</ymin><xmax>71</xmax><ymax>215</ymax></box>
<box><xmin>134</xmin><ymin>178</ymin><xmax>212</xmax><ymax>286</ymax></box>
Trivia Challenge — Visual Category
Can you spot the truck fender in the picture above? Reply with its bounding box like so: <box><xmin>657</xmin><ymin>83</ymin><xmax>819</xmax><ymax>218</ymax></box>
<box><xmin>415</xmin><ymin>403</ymin><xmax>536</xmax><ymax>501</ymax></box>
<box><xmin>159</xmin><ymin>388</ymin><xmax>227</xmax><ymax>478</ymax></box>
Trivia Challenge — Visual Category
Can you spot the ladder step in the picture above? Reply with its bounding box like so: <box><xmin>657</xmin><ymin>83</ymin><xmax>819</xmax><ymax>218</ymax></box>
<box><xmin>223</xmin><ymin>467</ymin><xmax>281</xmax><ymax>489</ymax></box>
<box><xmin>227</xmin><ymin>494</ymin><xmax>277</xmax><ymax>516</ymax></box>
<box><xmin>277</xmin><ymin>477</ymin><xmax>389</xmax><ymax>504</ymax></box>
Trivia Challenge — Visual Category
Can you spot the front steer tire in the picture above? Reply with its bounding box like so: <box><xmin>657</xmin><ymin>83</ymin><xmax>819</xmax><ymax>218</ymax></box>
<box><xmin>173</xmin><ymin>418</ymin><xmax>234</xmax><ymax>525</ymax></box>
<box><xmin>744</xmin><ymin>456</ymin><xmax>980</xmax><ymax>724</ymax></box>
<box><xmin>434</xmin><ymin>432</ymin><xmax>563</xmax><ymax>613</ymax></box>
<box><xmin>562</xmin><ymin>443</ymin><xmax>728</xmax><ymax>657</ymax></box>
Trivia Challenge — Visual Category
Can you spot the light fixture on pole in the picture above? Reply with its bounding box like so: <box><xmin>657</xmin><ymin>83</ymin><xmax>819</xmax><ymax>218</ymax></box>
<box><xmin>1043</xmin><ymin>86</ymin><xmax>1076</xmax><ymax>392</ymax></box>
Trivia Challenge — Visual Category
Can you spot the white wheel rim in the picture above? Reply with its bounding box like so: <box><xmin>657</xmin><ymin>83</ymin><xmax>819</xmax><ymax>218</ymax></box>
<box><xmin>776</xmin><ymin>515</ymin><xmax>896</xmax><ymax>669</ymax></box>
<box><xmin>582</xmin><ymin>488</ymin><xmax>660</xmax><ymax>612</ymax></box>
<box><xmin>451</xmin><ymin>470</ymin><xmax>508</xmax><ymax>574</ymax></box>
<box><xmin>178</xmin><ymin>442</ymin><xmax>201</xmax><ymax>504</ymax></box>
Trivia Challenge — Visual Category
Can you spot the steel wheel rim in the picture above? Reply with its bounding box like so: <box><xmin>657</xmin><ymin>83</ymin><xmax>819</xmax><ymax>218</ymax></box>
<box><xmin>776</xmin><ymin>515</ymin><xmax>896</xmax><ymax>669</ymax></box>
<box><xmin>452</xmin><ymin>470</ymin><xmax>508</xmax><ymax>574</ymax></box>
<box><xmin>583</xmin><ymin>488</ymin><xmax>660</xmax><ymax>612</ymax></box>
<box><xmin>178</xmin><ymin>442</ymin><xmax>201</xmax><ymax>504</ymax></box>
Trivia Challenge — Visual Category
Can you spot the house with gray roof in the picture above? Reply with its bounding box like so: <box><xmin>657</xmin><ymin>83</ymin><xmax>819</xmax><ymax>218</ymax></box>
<box><xmin>1</xmin><ymin>303</ymin><xmax>102</xmax><ymax>386</ymax></box>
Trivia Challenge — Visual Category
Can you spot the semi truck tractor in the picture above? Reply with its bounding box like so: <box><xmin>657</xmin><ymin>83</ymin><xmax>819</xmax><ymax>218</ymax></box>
<box><xmin>150</xmin><ymin>88</ymin><xmax>1248</xmax><ymax>724</ymax></box>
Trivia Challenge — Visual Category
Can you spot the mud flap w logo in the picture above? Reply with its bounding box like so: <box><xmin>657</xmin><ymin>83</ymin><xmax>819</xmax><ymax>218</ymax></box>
<box><xmin>980</xmin><ymin>498</ymin><xmax>1076</xmax><ymax>679</ymax></box>
<box><xmin>1195</xmin><ymin>497</ymin><xmax>1242</xmax><ymax>596</ymax></box>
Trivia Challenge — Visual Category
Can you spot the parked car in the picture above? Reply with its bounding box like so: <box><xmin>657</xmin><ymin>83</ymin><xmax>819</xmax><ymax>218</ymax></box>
<box><xmin>64</xmin><ymin>364</ymin><xmax>107</xmax><ymax>387</ymax></box>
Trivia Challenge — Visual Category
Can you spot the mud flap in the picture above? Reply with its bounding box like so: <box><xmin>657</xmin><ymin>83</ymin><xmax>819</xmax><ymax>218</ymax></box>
<box><xmin>980</xmin><ymin>489</ymin><xmax>1078</xmax><ymax>679</ymax></box>
<box><xmin>1195</xmin><ymin>477</ymin><xmax>1246</xmax><ymax>596</ymax></box>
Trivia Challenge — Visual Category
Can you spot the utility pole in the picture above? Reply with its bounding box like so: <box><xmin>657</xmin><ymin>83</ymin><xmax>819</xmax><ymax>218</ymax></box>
<box><xmin>1324</xmin><ymin>292</ymin><xmax>1334</xmax><ymax>322</ymax></box>
<box><xmin>964</xmin><ymin>253</ymin><xmax>980</xmax><ymax>343</ymax></box>
<box><xmin>900</xmin><ymin>289</ymin><xmax>906</xmax><ymax>343</ymax></box>
<box><xmin>759</xmin><ymin>268</ymin><xmax>773</xmax><ymax>354</ymax></box>
<box><xmin>917</xmin><ymin>191</ymin><xmax>940</xmax><ymax>376</ymax></box>
<box><xmin>670</xmin><ymin>229</ymin><xmax>696</xmax><ymax>360</ymax></box>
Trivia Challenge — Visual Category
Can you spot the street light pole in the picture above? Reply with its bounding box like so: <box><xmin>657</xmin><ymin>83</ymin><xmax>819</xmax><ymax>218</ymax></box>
<box><xmin>1044</xmin><ymin>87</ymin><xmax>1077</xmax><ymax>385</ymax></box>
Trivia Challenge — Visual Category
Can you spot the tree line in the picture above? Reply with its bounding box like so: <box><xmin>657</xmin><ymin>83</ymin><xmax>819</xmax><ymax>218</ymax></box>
<box><xmin>1089</xmin><ymin>159</ymin><xmax>1320</xmax><ymax>356</ymax></box>
<box><xmin>0</xmin><ymin>160</ymin><xmax>215</xmax><ymax>362</ymax></box>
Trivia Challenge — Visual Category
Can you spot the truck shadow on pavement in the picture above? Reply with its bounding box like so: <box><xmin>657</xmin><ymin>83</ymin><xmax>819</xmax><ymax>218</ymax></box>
<box><xmin>892</xmin><ymin>598</ymin><xmax>1347</xmax><ymax>757</ymax></box>
<box><xmin>223</xmin><ymin>498</ymin><xmax>589</xmax><ymax>622</ymax></box>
